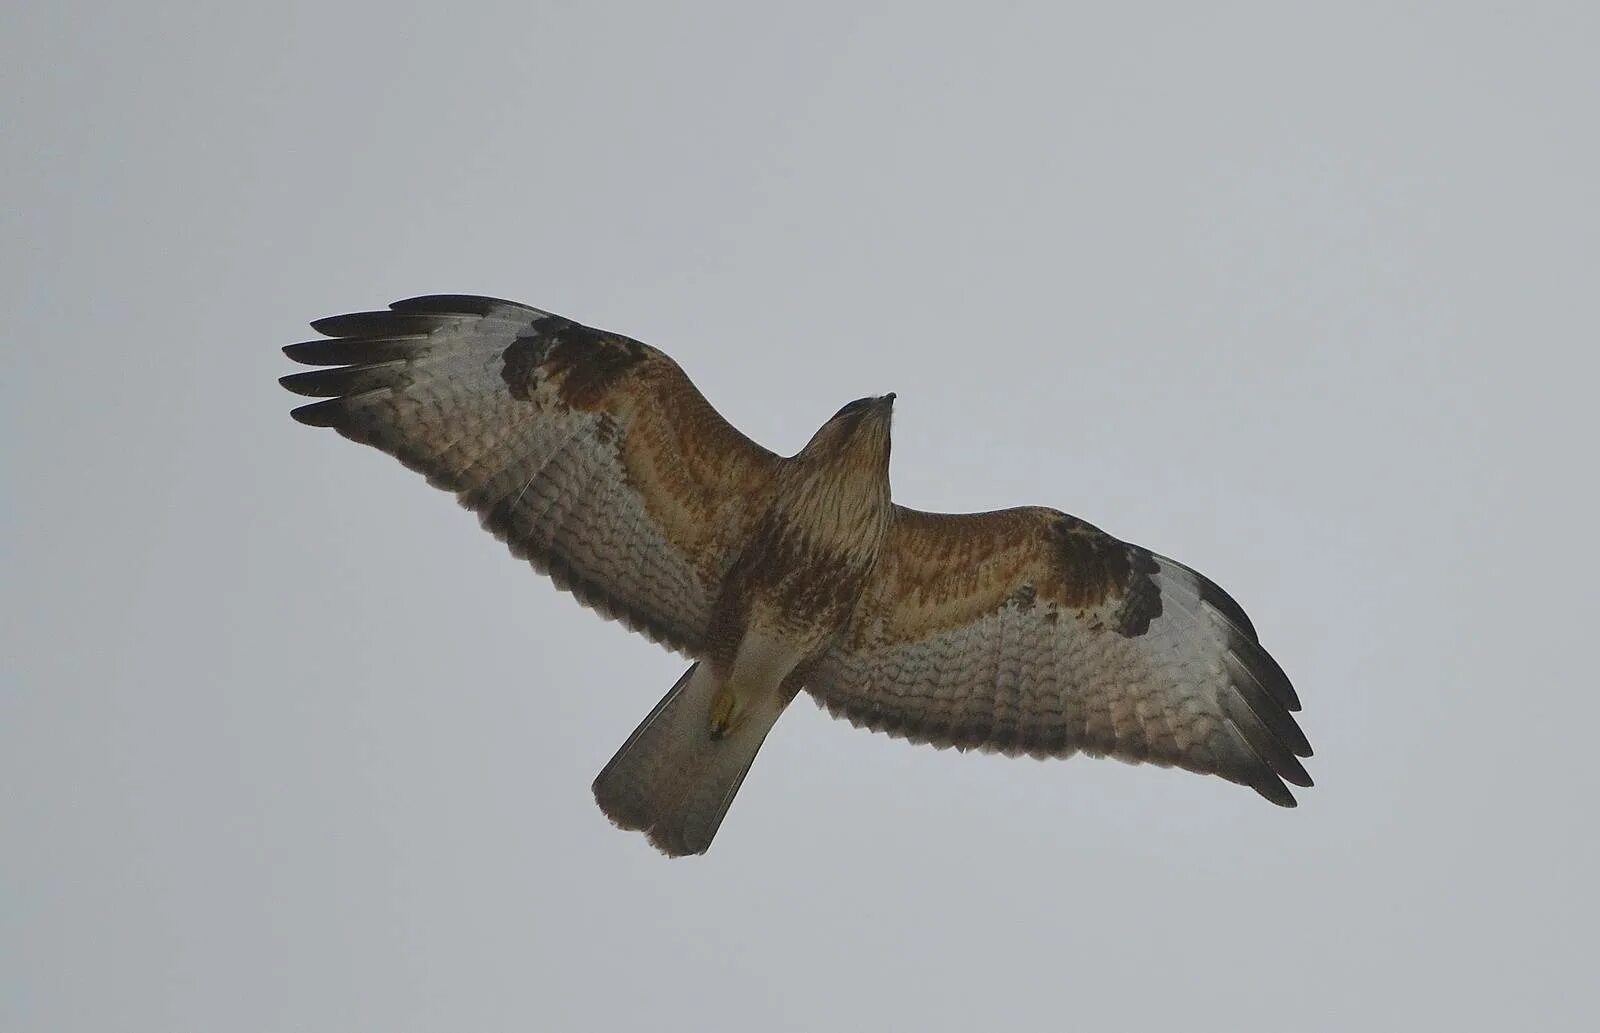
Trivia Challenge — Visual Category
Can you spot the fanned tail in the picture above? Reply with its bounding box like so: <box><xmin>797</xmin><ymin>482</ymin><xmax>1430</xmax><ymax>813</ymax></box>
<box><xmin>592</xmin><ymin>663</ymin><xmax>784</xmax><ymax>856</ymax></box>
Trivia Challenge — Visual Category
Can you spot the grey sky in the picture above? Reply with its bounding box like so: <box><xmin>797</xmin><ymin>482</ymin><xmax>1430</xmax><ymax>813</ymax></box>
<box><xmin>4</xmin><ymin>3</ymin><xmax>1597</xmax><ymax>1031</ymax></box>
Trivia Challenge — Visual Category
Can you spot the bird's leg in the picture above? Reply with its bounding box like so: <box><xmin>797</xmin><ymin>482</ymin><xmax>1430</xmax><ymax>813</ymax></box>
<box><xmin>708</xmin><ymin>683</ymin><xmax>746</xmax><ymax>740</ymax></box>
<box><xmin>708</xmin><ymin>629</ymin><xmax>802</xmax><ymax>740</ymax></box>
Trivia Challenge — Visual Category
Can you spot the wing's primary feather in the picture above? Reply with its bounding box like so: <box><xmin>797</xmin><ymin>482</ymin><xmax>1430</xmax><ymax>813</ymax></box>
<box><xmin>282</xmin><ymin>295</ymin><xmax>780</xmax><ymax>654</ymax></box>
<box><xmin>806</xmin><ymin>506</ymin><xmax>1312</xmax><ymax>805</ymax></box>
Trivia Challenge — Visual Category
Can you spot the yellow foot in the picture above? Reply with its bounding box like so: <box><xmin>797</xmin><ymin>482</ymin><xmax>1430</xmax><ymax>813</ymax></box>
<box><xmin>709</xmin><ymin>687</ymin><xmax>744</xmax><ymax>740</ymax></box>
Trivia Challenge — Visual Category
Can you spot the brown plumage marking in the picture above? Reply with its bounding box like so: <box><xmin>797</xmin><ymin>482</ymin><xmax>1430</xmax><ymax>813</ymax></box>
<box><xmin>1049</xmin><ymin>514</ymin><xmax>1163</xmax><ymax>636</ymax></box>
<box><xmin>617</xmin><ymin>359</ymin><xmax>782</xmax><ymax>591</ymax></box>
<box><xmin>718</xmin><ymin>515</ymin><xmax>878</xmax><ymax>642</ymax></box>
<box><xmin>500</xmin><ymin>318</ymin><xmax>649</xmax><ymax>408</ymax></box>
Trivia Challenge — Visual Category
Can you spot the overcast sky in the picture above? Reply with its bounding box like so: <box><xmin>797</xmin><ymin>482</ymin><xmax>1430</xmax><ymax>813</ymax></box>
<box><xmin>5</xmin><ymin>3</ymin><xmax>1598</xmax><ymax>1031</ymax></box>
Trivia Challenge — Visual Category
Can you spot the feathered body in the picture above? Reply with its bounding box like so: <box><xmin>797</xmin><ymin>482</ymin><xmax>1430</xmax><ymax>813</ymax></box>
<box><xmin>283</xmin><ymin>295</ymin><xmax>1311</xmax><ymax>856</ymax></box>
<box><xmin>593</xmin><ymin>401</ymin><xmax>895</xmax><ymax>853</ymax></box>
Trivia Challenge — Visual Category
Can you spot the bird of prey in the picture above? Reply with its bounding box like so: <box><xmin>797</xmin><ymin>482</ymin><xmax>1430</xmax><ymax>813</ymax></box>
<box><xmin>282</xmin><ymin>295</ymin><xmax>1312</xmax><ymax>856</ymax></box>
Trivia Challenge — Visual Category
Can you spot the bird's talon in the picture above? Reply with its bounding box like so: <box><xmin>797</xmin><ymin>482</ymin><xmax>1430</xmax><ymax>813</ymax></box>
<box><xmin>709</xmin><ymin>689</ymin><xmax>741</xmax><ymax>739</ymax></box>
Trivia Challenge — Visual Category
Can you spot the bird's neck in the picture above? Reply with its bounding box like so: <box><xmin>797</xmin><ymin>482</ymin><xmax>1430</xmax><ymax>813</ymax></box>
<box><xmin>772</xmin><ymin>450</ymin><xmax>892</xmax><ymax>564</ymax></box>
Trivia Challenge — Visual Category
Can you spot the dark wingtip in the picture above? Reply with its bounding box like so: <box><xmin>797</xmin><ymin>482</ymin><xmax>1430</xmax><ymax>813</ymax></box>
<box><xmin>1230</xmin><ymin>637</ymin><xmax>1302</xmax><ymax>714</ymax></box>
<box><xmin>289</xmin><ymin>399</ymin><xmax>345</xmax><ymax>427</ymax></box>
<box><xmin>280</xmin><ymin>370</ymin><xmax>342</xmax><ymax>397</ymax></box>
<box><xmin>1279</xmin><ymin>760</ymin><xmax>1315</xmax><ymax>789</ymax></box>
<box><xmin>283</xmin><ymin>338</ymin><xmax>353</xmax><ymax>366</ymax></box>
<box><xmin>1255</xmin><ymin>647</ymin><xmax>1302</xmax><ymax>713</ymax></box>
<box><xmin>1254</xmin><ymin>779</ymin><xmax>1298</xmax><ymax>808</ymax></box>
<box><xmin>308</xmin><ymin>312</ymin><xmax>368</xmax><ymax>337</ymax></box>
<box><xmin>389</xmin><ymin>294</ymin><xmax>527</xmax><ymax>316</ymax></box>
<box><xmin>310</xmin><ymin>310</ymin><xmax>452</xmax><ymax>339</ymax></box>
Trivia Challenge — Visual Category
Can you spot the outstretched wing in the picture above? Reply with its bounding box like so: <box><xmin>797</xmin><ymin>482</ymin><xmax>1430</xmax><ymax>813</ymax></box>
<box><xmin>806</xmin><ymin>506</ymin><xmax>1312</xmax><ymax>805</ymax></box>
<box><xmin>282</xmin><ymin>295</ymin><xmax>780</xmax><ymax>654</ymax></box>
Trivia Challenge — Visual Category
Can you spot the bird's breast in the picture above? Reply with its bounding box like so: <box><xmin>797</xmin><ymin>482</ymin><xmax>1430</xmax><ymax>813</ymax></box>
<box><xmin>717</xmin><ymin>473</ymin><xmax>891</xmax><ymax>652</ymax></box>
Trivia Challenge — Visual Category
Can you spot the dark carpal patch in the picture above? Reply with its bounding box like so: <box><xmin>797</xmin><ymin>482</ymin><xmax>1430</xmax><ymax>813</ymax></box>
<box><xmin>1109</xmin><ymin>549</ymin><xmax>1162</xmax><ymax>636</ymax></box>
<box><xmin>499</xmin><ymin>317</ymin><xmax>564</xmax><ymax>400</ymax></box>
<box><xmin>1051</xmin><ymin>515</ymin><xmax>1162</xmax><ymax>637</ymax></box>
<box><xmin>500</xmin><ymin>316</ymin><xmax>649</xmax><ymax>407</ymax></box>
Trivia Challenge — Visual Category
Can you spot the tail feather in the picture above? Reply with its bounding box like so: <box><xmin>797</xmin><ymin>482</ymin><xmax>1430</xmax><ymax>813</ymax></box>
<box><xmin>592</xmin><ymin>663</ymin><xmax>784</xmax><ymax>856</ymax></box>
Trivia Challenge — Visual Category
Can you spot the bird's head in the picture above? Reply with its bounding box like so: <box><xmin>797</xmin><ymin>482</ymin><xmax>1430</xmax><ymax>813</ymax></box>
<box><xmin>800</xmin><ymin>393</ymin><xmax>895</xmax><ymax>470</ymax></box>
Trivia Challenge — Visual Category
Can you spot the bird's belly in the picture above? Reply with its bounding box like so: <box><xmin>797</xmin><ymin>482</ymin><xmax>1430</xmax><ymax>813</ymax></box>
<box><xmin>726</xmin><ymin>627</ymin><xmax>811</xmax><ymax>696</ymax></box>
<box><xmin>712</xmin><ymin>509</ymin><xmax>885</xmax><ymax>672</ymax></box>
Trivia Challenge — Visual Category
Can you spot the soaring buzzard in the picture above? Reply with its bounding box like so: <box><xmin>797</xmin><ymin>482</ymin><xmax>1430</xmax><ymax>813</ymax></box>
<box><xmin>283</xmin><ymin>295</ymin><xmax>1312</xmax><ymax>856</ymax></box>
